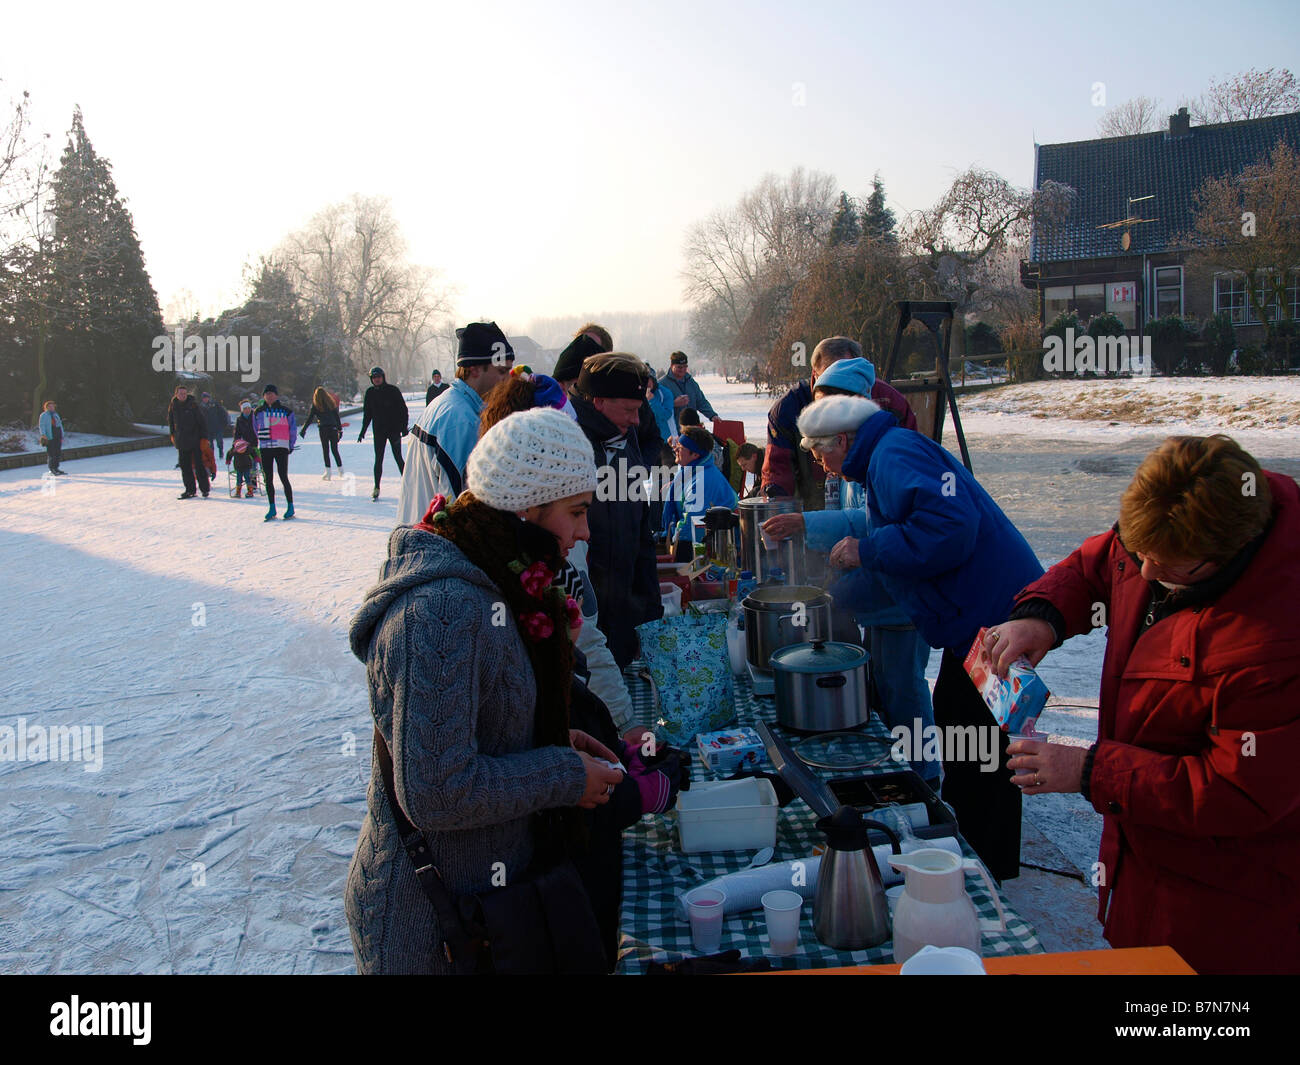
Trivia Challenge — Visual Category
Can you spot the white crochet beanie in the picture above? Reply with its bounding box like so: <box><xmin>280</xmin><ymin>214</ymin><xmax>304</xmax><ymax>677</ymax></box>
<box><xmin>796</xmin><ymin>395</ymin><xmax>881</xmax><ymax>445</ymax></box>
<box><xmin>467</xmin><ymin>407</ymin><xmax>598</xmax><ymax>513</ymax></box>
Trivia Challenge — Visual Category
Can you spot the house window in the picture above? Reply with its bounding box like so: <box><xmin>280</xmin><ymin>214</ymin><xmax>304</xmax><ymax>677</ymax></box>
<box><xmin>1215</xmin><ymin>270</ymin><xmax>1299</xmax><ymax>324</ymax></box>
<box><xmin>1074</xmin><ymin>283</ymin><xmax>1105</xmax><ymax>319</ymax></box>
<box><xmin>1155</xmin><ymin>266</ymin><xmax>1182</xmax><ymax>317</ymax></box>
<box><xmin>1215</xmin><ymin>274</ymin><xmax>1251</xmax><ymax>324</ymax></box>
<box><xmin>1107</xmin><ymin>280</ymin><xmax>1138</xmax><ymax>329</ymax></box>
<box><xmin>1044</xmin><ymin>286</ymin><xmax>1072</xmax><ymax>322</ymax></box>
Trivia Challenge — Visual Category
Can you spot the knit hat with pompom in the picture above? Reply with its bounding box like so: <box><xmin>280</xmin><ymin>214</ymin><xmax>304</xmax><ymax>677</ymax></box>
<box><xmin>467</xmin><ymin>407</ymin><xmax>597</xmax><ymax>513</ymax></box>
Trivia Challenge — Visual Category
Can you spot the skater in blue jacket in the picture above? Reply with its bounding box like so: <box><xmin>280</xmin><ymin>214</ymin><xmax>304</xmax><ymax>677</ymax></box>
<box><xmin>38</xmin><ymin>401</ymin><xmax>66</xmax><ymax>476</ymax></box>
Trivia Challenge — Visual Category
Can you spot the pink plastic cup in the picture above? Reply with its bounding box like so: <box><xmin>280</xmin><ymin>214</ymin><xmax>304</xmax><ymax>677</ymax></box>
<box><xmin>683</xmin><ymin>886</ymin><xmax>727</xmax><ymax>953</ymax></box>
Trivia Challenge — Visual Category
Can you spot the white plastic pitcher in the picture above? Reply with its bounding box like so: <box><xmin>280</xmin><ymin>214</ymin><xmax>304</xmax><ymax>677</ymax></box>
<box><xmin>888</xmin><ymin>848</ymin><xmax>1007</xmax><ymax>965</ymax></box>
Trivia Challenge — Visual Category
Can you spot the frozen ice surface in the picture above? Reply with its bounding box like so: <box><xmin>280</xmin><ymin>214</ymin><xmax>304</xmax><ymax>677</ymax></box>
<box><xmin>1</xmin><ymin>375</ymin><xmax>1296</xmax><ymax>970</ymax></box>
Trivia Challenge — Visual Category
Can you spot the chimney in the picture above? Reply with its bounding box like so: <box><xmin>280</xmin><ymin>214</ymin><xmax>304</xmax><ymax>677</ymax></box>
<box><xmin>1167</xmin><ymin>106</ymin><xmax>1191</xmax><ymax>139</ymax></box>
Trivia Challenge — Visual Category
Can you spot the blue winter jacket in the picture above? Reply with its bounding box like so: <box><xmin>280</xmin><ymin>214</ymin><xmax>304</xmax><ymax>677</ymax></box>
<box><xmin>662</xmin><ymin>456</ymin><xmax>738</xmax><ymax>541</ymax></box>
<box><xmin>647</xmin><ymin>385</ymin><xmax>675</xmax><ymax>443</ymax></box>
<box><xmin>38</xmin><ymin>410</ymin><xmax>64</xmax><ymax>442</ymax></box>
<box><xmin>657</xmin><ymin>371</ymin><xmax>718</xmax><ymax>432</ymax></box>
<box><xmin>838</xmin><ymin>409</ymin><xmax>1043</xmax><ymax>653</ymax></box>
<box><xmin>804</xmin><ymin>479</ymin><xmax>913</xmax><ymax>628</ymax></box>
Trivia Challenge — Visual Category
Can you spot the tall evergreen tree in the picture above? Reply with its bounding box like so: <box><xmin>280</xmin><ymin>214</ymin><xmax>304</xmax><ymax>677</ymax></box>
<box><xmin>828</xmin><ymin>191</ymin><xmax>861</xmax><ymax>246</ymax></box>
<box><xmin>199</xmin><ymin>259</ymin><xmax>337</xmax><ymax>407</ymax></box>
<box><xmin>861</xmin><ymin>173</ymin><xmax>897</xmax><ymax>245</ymax></box>
<box><xmin>43</xmin><ymin>109</ymin><xmax>165</xmax><ymax>430</ymax></box>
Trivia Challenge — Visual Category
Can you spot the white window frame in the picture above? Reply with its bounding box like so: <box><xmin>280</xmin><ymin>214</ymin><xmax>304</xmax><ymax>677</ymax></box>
<box><xmin>1154</xmin><ymin>266</ymin><xmax>1183</xmax><ymax>317</ymax></box>
<box><xmin>1214</xmin><ymin>268</ymin><xmax>1299</xmax><ymax>324</ymax></box>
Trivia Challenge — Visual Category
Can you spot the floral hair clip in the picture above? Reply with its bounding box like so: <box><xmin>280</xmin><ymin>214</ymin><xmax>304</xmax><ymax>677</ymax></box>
<box><xmin>422</xmin><ymin>494</ymin><xmax>450</xmax><ymax>524</ymax></box>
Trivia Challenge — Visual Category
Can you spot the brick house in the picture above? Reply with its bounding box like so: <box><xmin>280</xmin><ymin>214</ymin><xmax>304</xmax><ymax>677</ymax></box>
<box><xmin>1022</xmin><ymin>107</ymin><xmax>1300</xmax><ymax>343</ymax></box>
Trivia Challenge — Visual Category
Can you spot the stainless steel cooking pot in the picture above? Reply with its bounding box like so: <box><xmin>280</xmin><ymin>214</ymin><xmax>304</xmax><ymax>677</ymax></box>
<box><xmin>737</xmin><ymin>496</ymin><xmax>806</xmax><ymax>586</ymax></box>
<box><xmin>769</xmin><ymin>639</ymin><xmax>871</xmax><ymax>732</ymax></box>
<box><xmin>742</xmin><ymin>585</ymin><xmax>831</xmax><ymax>670</ymax></box>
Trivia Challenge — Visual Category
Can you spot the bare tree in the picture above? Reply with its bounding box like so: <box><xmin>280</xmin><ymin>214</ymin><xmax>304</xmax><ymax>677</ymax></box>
<box><xmin>1179</xmin><ymin>142</ymin><xmax>1300</xmax><ymax>365</ymax></box>
<box><xmin>276</xmin><ymin>195</ymin><xmax>452</xmax><ymax>386</ymax></box>
<box><xmin>903</xmin><ymin>168</ymin><xmax>1075</xmax><ymax>352</ymax></box>
<box><xmin>1191</xmin><ymin>67</ymin><xmax>1300</xmax><ymax>124</ymax></box>
<box><xmin>682</xmin><ymin>167</ymin><xmax>836</xmax><ymax>356</ymax></box>
<box><xmin>1097</xmin><ymin>96</ymin><xmax>1164</xmax><ymax>137</ymax></box>
<box><xmin>1</xmin><ymin>85</ymin><xmax>50</xmax><ymax>255</ymax></box>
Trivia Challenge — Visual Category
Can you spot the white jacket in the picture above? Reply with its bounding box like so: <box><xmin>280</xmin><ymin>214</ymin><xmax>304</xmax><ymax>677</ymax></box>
<box><xmin>395</xmin><ymin>380</ymin><xmax>484</xmax><ymax>525</ymax></box>
<box><xmin>569</xmin><ymin>539</ymin><xmax>635</xmax><ymax>731</ymax></box>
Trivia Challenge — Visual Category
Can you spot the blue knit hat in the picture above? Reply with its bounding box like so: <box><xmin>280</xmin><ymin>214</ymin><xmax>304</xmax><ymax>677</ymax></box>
<box><xmin>530</xmin><ymin>374</ymin><xmax>567</xmax><ymax>411</ymax></box>
<box><xmin>815</xmin><ymin>357</ymin><xmax>877</xmax><ymax>396</ymax></box>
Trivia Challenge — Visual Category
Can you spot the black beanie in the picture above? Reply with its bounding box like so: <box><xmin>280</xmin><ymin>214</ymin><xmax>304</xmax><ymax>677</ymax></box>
<box><xmin>577</xmin><ymin>359</ymin><xmax>646</xmax><ymax>401</ymax></box>
<box><xmin>456</xmin><ymin>321</ymin><xmax>514</xmax><ymax>366</ymax></box>
<box><xmin>553</xmin><ymin>333</ymin><xmax>606</xmax><ymax>383</ymax></box>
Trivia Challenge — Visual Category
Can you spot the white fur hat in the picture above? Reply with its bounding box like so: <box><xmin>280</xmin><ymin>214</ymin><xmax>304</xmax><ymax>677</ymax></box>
<box><xmin>467</xmin><ymin>407</ymin><xmax>597</xmax><ymax>513</ymax></box>
<box><xmin>796</xmin><ymin>395</ymin><xmax>881</xmax><ymax>444</ymax></box>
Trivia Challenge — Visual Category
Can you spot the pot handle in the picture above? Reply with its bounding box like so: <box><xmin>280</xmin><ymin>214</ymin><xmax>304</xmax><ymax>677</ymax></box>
<box><xmin>963</xmin><ymin>858</ymin><xmax>1007</xmax><ymax>932</ymax></box>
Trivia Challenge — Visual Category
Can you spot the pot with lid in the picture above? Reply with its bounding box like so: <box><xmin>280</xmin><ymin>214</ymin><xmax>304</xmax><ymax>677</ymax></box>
<box><xmin>741</xmin><ymin>585</ymin><xmax>831</xmax><ymax>671</ymax></box>
<box><xmin>768</xmin><ymin>638</ymin><xmax>871</xmax><ymax>732</ymax></box>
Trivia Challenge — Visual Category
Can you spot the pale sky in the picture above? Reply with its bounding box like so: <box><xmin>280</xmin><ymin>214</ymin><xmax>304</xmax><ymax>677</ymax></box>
<box><xmin>4</xmin><ymin>0</ymin><xmax>1297</xmax><ymax>330</ymax></box>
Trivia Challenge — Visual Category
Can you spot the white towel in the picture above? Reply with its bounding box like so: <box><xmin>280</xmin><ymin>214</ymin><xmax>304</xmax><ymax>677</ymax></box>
<box><xmin>674</xmin><ymin>836</ymin><xmax>964</xmax><ymax>920</ymax></box>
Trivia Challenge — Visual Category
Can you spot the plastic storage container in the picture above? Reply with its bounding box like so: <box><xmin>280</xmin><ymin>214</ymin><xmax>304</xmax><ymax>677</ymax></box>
<box><xmin>659</xmin><ymin>581</ymin><xmax>683</xmax><ymax>616</ymax></box>
<box><xmin>676</xmin><ymin>777</ymin><xmax>779</xmax><ymax>853</ymax></box>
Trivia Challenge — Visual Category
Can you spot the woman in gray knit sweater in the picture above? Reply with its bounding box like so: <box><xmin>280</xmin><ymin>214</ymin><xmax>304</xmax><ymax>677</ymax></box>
<box><xmin>346</xmin><ymin>408</ymin><xmax>624</xmax><ymax>974</ymax></box>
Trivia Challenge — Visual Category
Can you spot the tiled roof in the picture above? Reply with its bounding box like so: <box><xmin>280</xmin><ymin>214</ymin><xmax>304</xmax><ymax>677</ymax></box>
<box><xmin>1031</xmin><ymin>111</ymin><xmax>1300</xmax><ymax>263</ymax></box>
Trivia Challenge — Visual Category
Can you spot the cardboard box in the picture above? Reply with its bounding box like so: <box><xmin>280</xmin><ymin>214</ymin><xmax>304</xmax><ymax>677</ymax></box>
<box><xmin>963</xmin><ymin>627</ymin><xmax>1050</xmax><ymax>734</ymax></box>
<box><xmin>696</xmin><ymin>726</ymin><xmax>766</xmax><ymax>775</ymax></box>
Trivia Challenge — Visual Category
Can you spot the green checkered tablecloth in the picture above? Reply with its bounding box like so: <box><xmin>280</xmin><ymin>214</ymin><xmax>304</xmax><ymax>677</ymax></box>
<box><xmin>615</xmin><ymin>661</ymin><xmax>1043</xmax><ymax>973</ymax></box>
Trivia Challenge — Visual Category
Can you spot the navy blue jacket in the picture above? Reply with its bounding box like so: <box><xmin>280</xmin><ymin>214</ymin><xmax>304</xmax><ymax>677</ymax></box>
<box><xmin>841</xmin><ymin>410</ymin><xmax>1043</xmax><ymax>653</ymax></box>
<box><xmin>570</xmin><ymin>394</ymin><xmax>664</xmax><ymax>669</ymax></box>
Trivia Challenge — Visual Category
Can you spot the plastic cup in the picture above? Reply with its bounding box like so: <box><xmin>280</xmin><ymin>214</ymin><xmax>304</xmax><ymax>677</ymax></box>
<box><xmin>683</xmin><ymin>887</ymin><xmax>727</xmax><ymax>954</ymax></box>
<box><xmin>760</xmin><ymin>889</ymin><xmax>803</xmax><ymax>956</ymax></box>
<box><xmin>899</xmin><ymin>945</ymin><xmax>986</xmax><ymax>975</ymax></box>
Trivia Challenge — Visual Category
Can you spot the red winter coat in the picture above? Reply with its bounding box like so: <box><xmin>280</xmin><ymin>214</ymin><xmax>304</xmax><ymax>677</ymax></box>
<box><xmin>1015</xmin><ymin>471</ymin><xmax>1300</xmax><ymax>975</ymax></box>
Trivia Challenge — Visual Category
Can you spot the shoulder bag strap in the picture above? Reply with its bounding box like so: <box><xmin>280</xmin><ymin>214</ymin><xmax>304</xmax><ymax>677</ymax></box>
<box><xmin>372</xmin><ymin>725</ymin><xmax>477</xmax><ymax>968</ymax></box>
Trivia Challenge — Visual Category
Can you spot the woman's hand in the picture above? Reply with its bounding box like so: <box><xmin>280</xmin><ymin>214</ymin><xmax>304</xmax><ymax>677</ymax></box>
<box><xmin>622</xmin><ymin>725</ymin><xmax>656</xmax><ymax>756</ymax></box>
<box><xmin>577</xmin><ymin>753</ymin><xmax>625</xmax><ymax>809</ymax></box>
<box><xmin>828</xmin><ymin>536</ymin><xmax>861</xmax><ymax>570</ymax></box>
<box><xmin>761</xmin><ymin>513</ymin><xmax>805</xmax><ymax>541</ymax></box>
<box><xmin>570</xmin><ymin>728</ymin><xmax>618</xmax><ymax>764</ymax></box>
<box><xmin>982</xmin><ymin>618</ymin><xmax>1054</xmax><ymax>678</ymax></box>
<box><xmin>1007</xmin><ymin>738</ymin><xmax>1087</xmax><ymax>795</ymax></box>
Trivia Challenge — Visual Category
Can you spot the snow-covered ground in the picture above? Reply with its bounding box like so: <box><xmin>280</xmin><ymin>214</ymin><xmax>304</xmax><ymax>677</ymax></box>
<box><xmin>2</xmin><ymin>373</ymin><xmax>1296</xmax><ymax>972</ymax></box>
<box><xmin>689</xmin><ymin>371</ymin><xmax>1300</xmax><ymax>450</ymax></box>
<box><xmin>958</xmin><ymin>375</ymin><xmax>1300</xmax><ymax>445</ymax></box>
<box><xmin>0</xmin><ymin>425</ymin><xmax>146</xmax><ymax>456</ymax></box>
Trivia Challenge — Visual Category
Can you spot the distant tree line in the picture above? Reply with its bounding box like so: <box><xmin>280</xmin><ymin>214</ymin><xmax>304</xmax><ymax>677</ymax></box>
<box><xmin>0</xmin><ymin>97</ymin><xmax>453</xmax><ymax>434</ymax></box>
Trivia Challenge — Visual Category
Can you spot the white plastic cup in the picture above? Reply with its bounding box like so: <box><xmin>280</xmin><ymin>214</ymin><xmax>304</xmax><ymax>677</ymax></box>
<box><xmin>684</xmin><ymin>886</ymin><xmax>727</xmax><ymax>954</ymax></box>
<box><xmin>899</xmin><ymin>945</ymin><xmax>986</xmax><ymax>975</ymax></box>
<box><xmin>760</xmin><ymin>889</ymin><xmax>803</xmax><ymax>956</ymax></box>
